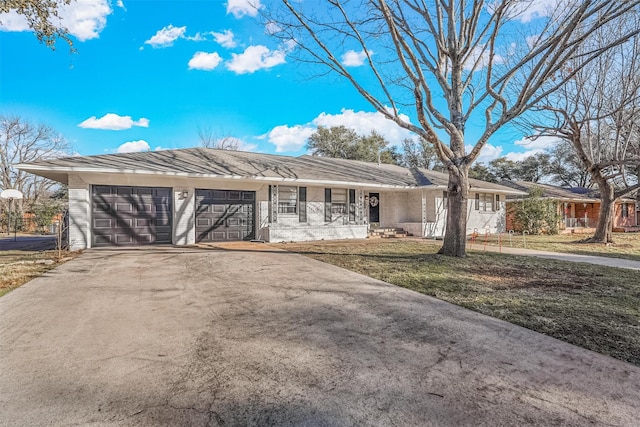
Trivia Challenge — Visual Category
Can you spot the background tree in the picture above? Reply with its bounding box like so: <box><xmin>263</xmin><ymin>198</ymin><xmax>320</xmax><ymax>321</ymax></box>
<box><xmin>0</xmin><ymin>0</ymin><xmax>74</xmax><ymax>50</ymax></box>
<box><xmin>0</xmin><ymin>115</ymin><xmax>68</xmax><ymax>226</ymax></box>
<box><xmin>468</xmin><ymin>163</ymin><xmax>496</xmax><ymax>183</ymax></box>
<box><xmin>401</xmin><ymin>137</ymin><xmax>443</xmax><ymax>170</ymax></box>
<box><xmin>307</xmin><ymin>126</ymin><xmax>401</xmax><ymax>164</ymax></box>
<box><xmin>517</xmin><ymin>153</ymin><xmax>553</xmax><ymax>183</ymax></box>
<box><xmin>547</xmin><ymin>140</ymin><xmax>592</xmax><ymax>188</ymax></box>
<box><xmin>531</xmin><ymin>19</ymin><xmax>640</xmax><ymax>243</ymax></box>
<box><xmin>269</xmin><ymin>0</ymin><xmax>640</xmax><ymax>256</ymax></box>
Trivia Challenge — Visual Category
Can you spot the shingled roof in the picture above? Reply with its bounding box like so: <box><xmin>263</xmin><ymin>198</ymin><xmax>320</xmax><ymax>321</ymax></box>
<box><xmin>500</xmin><ymin>181</ymin><xmax>600</xmax><ymax>201</ymax></box>
<box><xmin>16</xmin><ymin>147</ymin><xmax>522</xmax><ymax>193</ymax></box>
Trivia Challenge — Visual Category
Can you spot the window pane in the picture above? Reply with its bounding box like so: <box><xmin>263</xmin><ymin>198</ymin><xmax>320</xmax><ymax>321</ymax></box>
<box><xmin>485</xmin><ymin>193</ymin><xmax>493</xmax><ymax>211</ymax></box>
<box><xmin>332</xmin><ymin>188</ymin><xmax>347</xmax><ymax>203</ymax></box>
<box><xmin>278</xmin><ymin>186</ymin><xmax>297</xmax><ymax>214</ymax></box>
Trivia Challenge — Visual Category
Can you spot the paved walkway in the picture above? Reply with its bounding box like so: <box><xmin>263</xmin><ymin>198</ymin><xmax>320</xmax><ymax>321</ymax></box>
<box><xmin>469</xmin><ymin>243</ymin><xmax>640</xmax><ymax>270</ymax></box>
<box><xmin>0</xmin><ymin>234</ymin><xmax>56</xmax><ymax>251</ymax></box>
<box><xmin>1</xmin><ymin>247</ymin><xmax>639</xmax><ymax>426</ymax></box>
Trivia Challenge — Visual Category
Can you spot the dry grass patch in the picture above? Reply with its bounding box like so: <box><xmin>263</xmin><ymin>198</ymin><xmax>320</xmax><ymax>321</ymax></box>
<box><xmin>275</xmin><ymin>239</ymin><xmax>640</xmax><ymax>366</ymax></box>
<box><xmin>0</xmin><ymin>250</ymin><xmax>80</xmax><ymax>297</ymax></box>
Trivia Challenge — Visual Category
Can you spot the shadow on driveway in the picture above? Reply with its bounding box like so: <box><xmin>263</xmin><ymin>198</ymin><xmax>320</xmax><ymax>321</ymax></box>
<box><xmin>0</xmin><ymin>247</ymin><xmax>639</xmax><ymax>426</ymax></box>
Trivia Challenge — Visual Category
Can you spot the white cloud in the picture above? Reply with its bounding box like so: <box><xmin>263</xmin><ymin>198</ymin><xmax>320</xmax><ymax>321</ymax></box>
<box><xmin>144</xmin><ymin>25</ymin><xmax>186</xmax><ymax>48</ymax></box>
<box><xmin>504</xmin><ymin>135</ymin><xmax>561</xmax><ymax>161</ymax></box>
<box><xmin>218</xmin><ymin>137</ymin><xmax>258</xmax><ymax>151</ymax></box>
<box><xmin>188</xmin><ymin>51</ymin><xmax>223</xmax><ymax>71</ymax></box>
<box><xmin>505</xmin><ymin>149</ymin><xmax>545</xmax><ymax>162</ymax></box>
<box><xmin>116</xmin><ymin>0</ymin><xmax>126</xmax><ymax>10</ymax></box>
<box><xmin>226</xmin><ymin>0</ymin><xmax>262</xmax><ymax>18</ymax></box>
<box><xmin>78</xmin><ymin>113</ymin><xmax>150</xmax><ymax>130</ymax></box>
<box><xmin>513</xmin><ymin>0</ymin><xmax>559</xmax><ymax>23</ymax></box>
<box><xmin>463</xmin><ymin>45</ymin><xmax>504</xmax><ymax>71</ymax></box>
<box><xmin>0</xmin><ymin>0</ymin><xmax>111</xmax><ymax>41</ymax></box>
<box><xmin>226</xmin><ymin>45</ymin><xmax>286</xmax><ymax>74</ymax></box>
<box><xmin>266</xmin><ymin>125</ymin><xmax>316</xmax><ymax>153</ymax></box>
<box><xmin>466</xmin><ymin>143</ymin><xmax>503</xmax><ymax>164</ymax></box>
<box><xmin>312</xmin><ymin>109</ymin><xmax>415</xmax><ymax>145</ymax></box>
<box><xmin>212</xmin><ymin>29</ymin><xmax>236</xmax><ymax>48</ymax></box>
<box><xmin>265</xmin><ymin>22</ymin><xmax>282</xmax><ymax>35</ymax></box>
<box><xmin>116</xmin><ymin>140</ymin><xmax>150</xmax><ymax>153</ymax></box>
<box><xmin>514</xmin><ymin>135</ymin><xmax>560</xmax><ymax>150</ymax></box>
<box><xmin>341</xmin><ymin>49</ymin><xmax>371</xmax><ymax>67</ymax></box>
<box><xmin>0</xmin><ymin>10</ymin><xmax>32</xmax><ymax>32</ymax></box>
<box><xmin>265</xmin><ymin>108</ymin><xmax>417</xmax><ymax>153</ymax></box>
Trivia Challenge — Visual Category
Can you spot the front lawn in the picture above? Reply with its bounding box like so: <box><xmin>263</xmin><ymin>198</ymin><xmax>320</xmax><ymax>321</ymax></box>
<box><xmin>0</xmin><ymin>250</ymin><xmax>79</xmax><ymax>297</ymax></box>
<box><xmin>276</xmin><ymin>239</ymin><xmax>640</xmax><ymax>366</ymax></box>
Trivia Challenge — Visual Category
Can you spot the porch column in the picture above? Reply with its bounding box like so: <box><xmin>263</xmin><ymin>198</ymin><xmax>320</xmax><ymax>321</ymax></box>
<box><xmin>421</xmin><ymin>190</ymin><xmax>427</xmax><ymax>237</ymax></box>
<box><xmin>269</xmin><ymin>185</ymin><xmax>278</xmax><ymax>223</ymax></box>
<box><xmin>357</xmin><ymin>189</ymin><xmax>365</xmax><ymax>225</ymax></box>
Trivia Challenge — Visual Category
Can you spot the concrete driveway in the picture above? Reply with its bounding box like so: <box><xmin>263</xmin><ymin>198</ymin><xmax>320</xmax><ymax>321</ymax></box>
<box><xmin>1</xmin><ymin>246</ymin><xmax>639</xmax><ymax>426</ymax></box>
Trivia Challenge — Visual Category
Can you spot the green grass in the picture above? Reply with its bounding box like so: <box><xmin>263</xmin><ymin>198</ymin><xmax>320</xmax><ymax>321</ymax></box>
<box><xmin>276</xmin><ymin>239</ymin><xmax>640</xmax><ymax>366</ymax></box>
<box><xmin>474</xmin><ymin>232</ymin><xmax>640</xmax><ymax>261</ymax></box>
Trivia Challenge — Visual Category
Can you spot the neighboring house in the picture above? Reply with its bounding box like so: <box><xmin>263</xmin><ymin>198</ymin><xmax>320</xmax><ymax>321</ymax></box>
<box><xmin>16</xmin><ymin>148</ymin><xmax>522</xmax><ymax>250</ymax></box>
<box><xmin>502</xmin><ymin>181</ymin><xmax>639</xmax><ymax>233</ymax></box>
<box><xmin>614</xmin><ymin>198</ymin><xmax>640</xmax><ymax>232</ymax></box>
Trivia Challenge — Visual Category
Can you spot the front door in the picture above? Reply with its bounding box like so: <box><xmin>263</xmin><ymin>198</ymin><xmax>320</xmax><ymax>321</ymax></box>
<box><xmin>369</xmin><ymin>192</ymin><xmax>380</xmax><ymax>223</ymax></box>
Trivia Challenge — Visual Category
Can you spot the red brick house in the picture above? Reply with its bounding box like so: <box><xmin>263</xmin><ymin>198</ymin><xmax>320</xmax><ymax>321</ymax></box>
<box><xmin>502</xmin><ymin>181</ymin><xmax>639</xmax><ymax>234</ymax></box>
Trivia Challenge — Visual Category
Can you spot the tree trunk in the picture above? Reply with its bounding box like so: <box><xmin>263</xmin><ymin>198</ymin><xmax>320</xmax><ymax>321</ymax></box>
<box><xmin>589</xmin><ymin>176</ymin><xmax>615</xmax><ymax>243</ymax></box>
<box><xmin>439</xmin><ymin>166</ymin><xmax>469</xmax><ymax>257</ymax></box>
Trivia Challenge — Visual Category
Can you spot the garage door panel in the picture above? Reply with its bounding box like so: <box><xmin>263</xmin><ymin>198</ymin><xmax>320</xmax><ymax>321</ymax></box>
<box><xmin>94</xmin><ymin>218</ymin><xmax>113</xmax><ymax>228</ymax></box>
<box><xmin>115</xmin><ymin>233</ymin><xmax>134</xmax><ymax>244</ymax></box>
<box><xmin>116</xmin><ymin>187</ymin><xmax>134</xmax><ymax>196</ymax></box>
<box><xmin>94</xmin><ymin>202</ymin><xmax>111</xmax><ymax>213</ymax></box>
<box><xmin>135</xmin><ymin>218</ymin><xmax>151</xmax><ymax>227</ymax></box>
<box><xmin>94</xmin><ymin>234</ymin><xmax>112</xmax><ymax>245</ymax></box>
<box><xmin>195</xmin><ymin>189</ymin><xmax>255</xmax><ymax>243</ymax></box>
<box><xmin>93</xmin><ymin>185</ymin><xmax>113</xmax><ymax>195</ymax></box>
<box><xmin>92</xmin><ymin>185</ymin><xmax>172</xmax><ymax>247</ymax></box>
<box><xmin>115</xmin><ymin>202</ymin><xmax>133</xmax><ymax>212</ymax></box>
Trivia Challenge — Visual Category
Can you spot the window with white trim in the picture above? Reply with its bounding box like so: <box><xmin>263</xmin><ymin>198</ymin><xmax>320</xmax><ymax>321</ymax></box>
<box><xmin>475</xmin><ymin>193</ymin><xmax>496</xmax><ymax>212</ymax></box>
<box><xmin>331</xmin><ymin>188</ymin><xmax>348</xmax><ymax>215</ymax></box>
<box><xmin>622</xmin><ymin>202</ymin><xmax>629</xmax><ymax>218</ymax></box>
<box><xmin>278</xmin><ymin>186</ymin><xmax>298</xmax><ymax>214</ymax></box>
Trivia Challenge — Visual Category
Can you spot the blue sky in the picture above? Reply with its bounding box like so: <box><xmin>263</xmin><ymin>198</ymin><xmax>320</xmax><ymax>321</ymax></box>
<box><xmin>0</xmin><ymin>0</ymin><xmax>552</xmax><ymax>163</ymax></box>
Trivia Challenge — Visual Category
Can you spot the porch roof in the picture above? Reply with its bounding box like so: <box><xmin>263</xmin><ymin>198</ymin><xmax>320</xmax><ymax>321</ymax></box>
<box><xmin>500</xmin><ymin>181</ymin><xmax>601</xmax><ymax>202</ymax></box>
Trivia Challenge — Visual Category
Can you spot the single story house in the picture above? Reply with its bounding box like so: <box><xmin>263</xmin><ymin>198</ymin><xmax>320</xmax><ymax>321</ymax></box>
<box><xmin>17</xmin><ymin>148</ymin><xmax>523</xmax><ymax>250</ymax></box>
<box><xmin>502</xmin><ymin>181</ymin><xmax>639</xmax><ymax>233</ymax></box>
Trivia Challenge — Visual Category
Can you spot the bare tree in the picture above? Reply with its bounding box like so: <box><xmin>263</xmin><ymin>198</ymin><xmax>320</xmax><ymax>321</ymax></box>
<box><xmin>0</xmin><ymin>116</ymin><xmax>69</xmax><ymax>214</ymax></box>
<box><xmin>197</xmin><ymin>125</ymin><xmax>241</xmax><ymax>150</ymax></box>
<box><xmin>0</xmin><ymin>0</ymin><xmax>74</xmax><ymax>50</ymax></box>
<box><xmin>267</xmin><ymin>0</ymin><xmax>640</xmax><ymax>256</ymax></box>
<box><xmin>532</xmin><ymin>24</ymin><xmax>640</xmax><ymax>243</ymax></box>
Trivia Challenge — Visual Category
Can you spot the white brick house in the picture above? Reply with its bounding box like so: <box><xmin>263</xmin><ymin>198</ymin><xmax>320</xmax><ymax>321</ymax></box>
<box><xmin>17</xmin><ymin>148</ymin><xmax>522</xmax><ymax>250</ymax></box>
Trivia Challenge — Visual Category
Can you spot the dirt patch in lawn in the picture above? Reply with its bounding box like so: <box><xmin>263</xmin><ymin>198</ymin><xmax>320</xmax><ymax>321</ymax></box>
<box><xmin>275</xmin><ymin>239</ymin><xmax>640</xmax><ymax>366</ymax></box>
